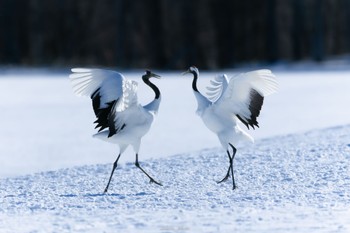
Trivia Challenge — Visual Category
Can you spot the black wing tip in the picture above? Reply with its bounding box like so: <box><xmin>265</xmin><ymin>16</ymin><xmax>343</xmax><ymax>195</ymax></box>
<box><xmin>108</xmin><ymin>131</ymin><xmax>114</xmax><ymax>138</ymax></box>
<box><xmin>107</xmin><ymin>100</ymin><xmax>118</xmax><ymax>137</ymax></box>
<box><xmin>236</xmin><ymin>114</ymin><xmax>260</xmax><ymax>130</ymax></box>
<box><xmin>237</xmin><ymin>89</ymin><xmax>264</xmax><ymax>130</ymax></box>
<box><xmin>236</xmin><ymin>115</ymin><xmax>254</xmax><ymax>129</ymax></box>
<box><xmin>92</xmin><ymin>99</ymin><xmax>124</xmax><ymax>138</ymax></box>
<box><xmin>91</xmin><ymin>88</ymin><xmax>102</xmax><ymax>116</ymax></box>
<box><xmin>91</xmin><ymin>97</ymin><xmax>118</xmax><ymax>133</ymax></box>
<box><xmin>249</xmin><ymin>89</ymin><xmax>264</xmax><ymax>117</ymax></box>
<box><xmin>108</xmin><ymin>123</ymin><xmax>126</xmax><ymax>138</ymax></box>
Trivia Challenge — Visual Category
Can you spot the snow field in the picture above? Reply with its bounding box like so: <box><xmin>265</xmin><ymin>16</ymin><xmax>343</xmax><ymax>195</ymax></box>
<box><xmin>1</xmin><ymin>125</ymin><xmax>350</xmax><ymax>232</ymax></box>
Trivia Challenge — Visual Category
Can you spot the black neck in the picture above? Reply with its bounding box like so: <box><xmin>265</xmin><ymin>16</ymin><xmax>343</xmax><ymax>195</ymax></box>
<box><xmin>192</xmin><ymin>71</ymin><xmax>199</xmax><ymax>92</ymax></box>
<box><xmin>143</xmin><ymin>77</ymin><xmax>160</xmax><ymax>99</ymax></box>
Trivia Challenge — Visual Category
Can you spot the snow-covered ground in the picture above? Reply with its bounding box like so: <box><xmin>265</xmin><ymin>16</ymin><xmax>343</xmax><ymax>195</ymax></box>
<box><xmin>1</xmin><ymin>125</ymin><xmax>350</xmax><ymax>232</ymax></box>
<box><xmin>1</xmin><ymin>68</ymin><xmax>350</xmax><ymax>232</ymax></box>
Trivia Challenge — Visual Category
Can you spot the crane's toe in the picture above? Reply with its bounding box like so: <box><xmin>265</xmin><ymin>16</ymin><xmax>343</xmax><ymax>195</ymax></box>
<box><xmin>150</xmin><ymin>178</ymin><xmax>163</xmax><ymax>186</ymax></box>
<box><xmin>216</xmin><ymin>174</ymin><xmax>230</xmax><ymax>184</ymax></box>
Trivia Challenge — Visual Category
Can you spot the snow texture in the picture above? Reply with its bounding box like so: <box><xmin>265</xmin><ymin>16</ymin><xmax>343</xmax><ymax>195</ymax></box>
<box><xmin>1</xmin><ymin>125</ymin><xmax>350</xmax><ymax>232</ymax></box>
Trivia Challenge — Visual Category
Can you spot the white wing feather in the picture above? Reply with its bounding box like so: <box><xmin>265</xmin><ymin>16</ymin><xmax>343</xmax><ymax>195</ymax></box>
<box><xmin>226</xmin><ymin>69</ymin><xmax>277</xmax><ymax>99</ymax></box>
<box><xmin>205</xmin><ymin>74</ymin><xmax>229</xmax><ymax>102</ymax></box>
<box><xmin>70</xmin><ymin>68</ymin><xmax>141</xmax><ymax>136</ymax></box>
<box><xmin>216</xmin><ymin>69</ymin><xmax>278</xmax><ymax>126</ymax></box>
<box><xmin>117</xmin><ymin>79</ymin><xmax>138</xmax><ymax>112</ymax></box>
<box><xmin>69</xmin><ymin>68</ymin><xmax>138</xmax><ymax>110</ymax></box>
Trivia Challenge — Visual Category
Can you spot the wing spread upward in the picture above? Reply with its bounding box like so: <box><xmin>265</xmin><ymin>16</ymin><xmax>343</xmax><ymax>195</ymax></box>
<box><xmin>216</xmin><ymin>69</ymin><xmax>278</xmax><ymax>129</ymax></box>
<box><xmin>205</xmin><ymin>74</ymin><xmax>229</xmax><ymax>102</ymax></box>
<box><xmin>69</xmin><ymin>68</ymin><xmax>138</xmax><ymax>135</ymax></box>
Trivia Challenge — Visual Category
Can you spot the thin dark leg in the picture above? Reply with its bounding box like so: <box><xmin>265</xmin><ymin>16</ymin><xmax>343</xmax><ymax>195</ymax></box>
<box><xmin>135</xmin><ymin>153</ymin><xmax>162</xmax><ymax>186</ymax></box>
<box><xmin>104</xmin><ymin>153</ymin><xmax>121</xmax><ymax>193</ymax></box>
<box><xmin>217</xmin><ymin>144</ymin><xmax>237</xmax><ymax>190</ymax></box>
<box><xmin>217</xmin><ymin>151</ymin><xmax>232</xmax><ymax>184</ymax></box>
<box><xmin>229</xmin><ymin>144</ymin><xmax>237</xmax><ymax>190</ymax></box>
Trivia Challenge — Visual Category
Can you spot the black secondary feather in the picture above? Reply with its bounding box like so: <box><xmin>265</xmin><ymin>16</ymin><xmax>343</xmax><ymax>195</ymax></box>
<box><xmin>91</xmin><ymin>88</ymin><xmax>118</xmax><ymax>132</ymax></box>
<box><xmin>236</xmin><ymin>88</ymin><xmax>264</xmax><ymax>130</ymax></box>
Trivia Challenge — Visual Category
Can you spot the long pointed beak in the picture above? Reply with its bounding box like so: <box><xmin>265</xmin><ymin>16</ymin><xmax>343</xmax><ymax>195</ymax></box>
<box><xmin>182</xmin><ymin>70</ymin><xmax>190</xmax><ymax>76</ymax></box>
<box><xmin>151</xmin><ymin>72</ymin><xmax>161</xmax><ymax>79</ymax></box>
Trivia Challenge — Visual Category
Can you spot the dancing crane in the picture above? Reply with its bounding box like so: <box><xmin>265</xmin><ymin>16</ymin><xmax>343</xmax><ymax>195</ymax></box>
<box><xmin>69</xmin><ymin>68</ymin><xmax>162</xmax><ymax>192</ymax></box>
<box><xmin>183</xmin><ymin>66</ymin><xmax>278</xmax><ymax>189</ymax></box>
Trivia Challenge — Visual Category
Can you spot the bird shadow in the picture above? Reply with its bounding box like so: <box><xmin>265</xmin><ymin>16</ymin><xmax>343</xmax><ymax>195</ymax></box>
<box><xmin>59</xmin><ymin>194</ymin><xmax>78</xmax><ymax>198</ymax></box>
<box><xmin>84</xmin><ymin>193</ymin><xmax>124</xmax><ymax>197</ymax></box>
<box><xmin>59</xmin><ymin>193</ymin><xmax>126</xmax><ymax>199</ymax></box>
<box><xmin>59</xmin><ymin>191</ymin><xmax>155</xmax><ymax>199</ymax></box>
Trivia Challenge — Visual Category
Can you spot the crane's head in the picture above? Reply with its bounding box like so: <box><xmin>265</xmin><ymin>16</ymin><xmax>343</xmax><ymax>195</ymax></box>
<box><xmin>143</xmin><ymin>70</ymin><xmax>161</xmax><ymax>81</ymax></box>
<box><xmin>182</xmin><ymin>66</ymin><xmax>199</xmax><ymax>76</ymax></box>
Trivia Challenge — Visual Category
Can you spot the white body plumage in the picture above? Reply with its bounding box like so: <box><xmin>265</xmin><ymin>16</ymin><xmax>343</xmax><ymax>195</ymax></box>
<box><xmin>93</xmin><ymin>105</ymin><xmax>154</xmax><ymax>153</ymax></box>
<box><xmin>199</xmin><ymin>104</ymin><xmax>254</xmax><ymax>149</ymax></box>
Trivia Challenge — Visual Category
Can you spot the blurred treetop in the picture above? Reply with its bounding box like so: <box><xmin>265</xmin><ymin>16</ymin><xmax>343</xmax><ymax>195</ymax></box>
<box><xmin>1</xmin><ymin>0</ymin><xmax>350</xmax><ymax>69</ymax></box>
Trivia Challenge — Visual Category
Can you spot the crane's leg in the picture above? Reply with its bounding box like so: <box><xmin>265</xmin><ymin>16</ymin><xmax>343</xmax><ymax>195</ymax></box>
<box><xmin>135</xmin><ymin>153</ymin><xmax>162</xmax><ymax>186</ymax></box>
<box><xmin>217</xmin><ymin>151</ymin><xmax>232</xmax><ymax>183</ymax></box>
<box><xmin>104</xmin><ymin>153</ymin><xmax>121</xmax><ymax>193</ymax></box>
<box><xmin>217</xmin><ymin>144</ymin><xmax>237</xmax><ymax>190</ymax></box>
<box><xmin>229</xmin><ymin>144</ymin><xmax>237</xmax><ymax>190</ymax></box>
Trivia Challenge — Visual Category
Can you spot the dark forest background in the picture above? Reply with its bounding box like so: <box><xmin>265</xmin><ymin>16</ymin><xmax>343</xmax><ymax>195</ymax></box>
<box><xmin>1</xmin><ymin>0</ymin><xmax>350</xmax><ymax>69</ymax></box>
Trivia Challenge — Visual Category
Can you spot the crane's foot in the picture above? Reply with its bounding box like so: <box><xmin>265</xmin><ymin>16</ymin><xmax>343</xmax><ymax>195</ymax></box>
<box><xmin>217</xmin><ymin>174</ymin><xmax>230</xmax><ymax>184</ymax></box>
<box><xmin>232</xmin><ymin>177</ymin><xmax>237</xmax><ymax>190</ymax></box>
<box><xmin>149</xmin><ymin>178</ymin><xmax>163</xmax><ymax>186</ymax></box>
<box><xmin>217</xmin><ymin>167</ymin><xmax>231</xmax><ymax>184</ymax></box>
<box><xmin>232</xmin><ymin>181</ymin><xmax>237</xmax><ymax>190</ymax></box>
<box><xmin>135</xmin><ymin>157</ymin><xmax>162</xmax><ymax>186</ymax></box>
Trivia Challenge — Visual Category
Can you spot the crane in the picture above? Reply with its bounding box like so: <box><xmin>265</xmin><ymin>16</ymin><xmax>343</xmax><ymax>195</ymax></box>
<box><xmin>183</xmin><ymin>66</ymin><xmax>278</xmax><ymax>189</ymax></box>
<box><xmin>69</xmin><ymin>68</ymin><xmax>162</xmax><ymax>193</ymax></box>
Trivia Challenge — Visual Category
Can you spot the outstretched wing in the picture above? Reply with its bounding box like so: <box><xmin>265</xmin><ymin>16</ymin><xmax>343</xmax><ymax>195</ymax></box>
<box><xmin>69</xmin><ymin>68</ymin><xmax>138</xmax><ymax>135</ymax></box>
<box><xmin>215</xmin><ymin>69</ymin><xmax>278</xmax><ymax>129</ymax></box>
<box><xmin>205</xmin><ymin>74</ymin><xmax>229</xmax><ymax>102</ymax></box>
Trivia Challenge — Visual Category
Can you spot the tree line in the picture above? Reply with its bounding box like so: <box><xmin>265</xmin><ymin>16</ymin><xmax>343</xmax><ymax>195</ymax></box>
<box><xmin>1</xmin><ymin>0</ymin><xmax>350</xmax><ymax>69</ymax></box>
